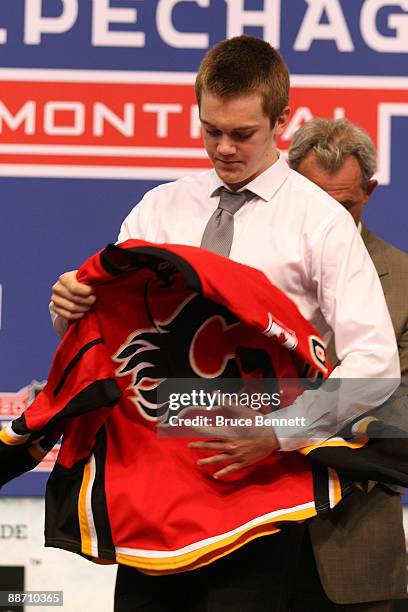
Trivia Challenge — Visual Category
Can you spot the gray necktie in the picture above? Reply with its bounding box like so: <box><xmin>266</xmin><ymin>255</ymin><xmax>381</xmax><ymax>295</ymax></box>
<box><xmin>200</xmin><ymin>187</ymin><xmax>250</xmax><ymax>257</ymax></box>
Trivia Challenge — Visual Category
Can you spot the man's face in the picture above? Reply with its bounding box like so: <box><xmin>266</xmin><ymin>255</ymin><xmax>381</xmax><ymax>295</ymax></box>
<box><xmin>200</xmin><ymin>91</ymin><xmax>289</xmax><ymax>191</ymax></box>
<box><xmin>296</xmin><ymin>152</ymin><xmax>377</xmax><ymax>225</ymax></box>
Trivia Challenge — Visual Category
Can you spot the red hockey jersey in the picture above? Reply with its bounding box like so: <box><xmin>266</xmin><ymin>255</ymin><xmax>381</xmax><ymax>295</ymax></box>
<box><xmin>0</xmin><ymin>241</ymin><xmax>355</xmax><ymax>574</ymax></box>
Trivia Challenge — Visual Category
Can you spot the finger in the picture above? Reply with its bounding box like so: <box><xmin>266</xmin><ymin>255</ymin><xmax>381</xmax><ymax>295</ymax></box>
<box><xmin>51</xmin><ymin>306</ymin><xmax>87</xmax><ymax>321</ymax></box>
<box><xmin>52</xmin><ymin>283</ymin><xmax>96</xmax><ymax>304</ymax></box>
<box><xmin>195</xmin><ymin>425</ymin><xmax>260</xmax><ymax>440</ymax></box>
<box><xmin>191</xmin><ymin>425</ymin><xmax>239</xmax><ymax>439</ymax></box>
<box><xmin>52</xmin><ymin>295</ymin><xmax>94</xmax><ymax>314</ymax></box>
<box><xmin>213</xmin><ymin>462</ymin><xmax>244</xmax><ymax>480</ymax></box>
<box><xmin>222</xmin><ymin>403</ymin><xmax>257</xmax><ymax>419</ymax></box>
<box><xmin>53</xmin><ymin>290</ymin><xmax>95</xmax><ymax>307</ymax></box>
<box><xmin>197</xmin><ymin>453</ymin><xmax>233</xmax><ymax>466</ymax></box>
<box><xmin>189</xmin><ymin>441</ymin><xmax>237</xmax><ymax>451</ymax></box>
<box><xmin>54</xmin><ymin>271</ymin><xmax>95</xmax><ymax>298</ymax></box>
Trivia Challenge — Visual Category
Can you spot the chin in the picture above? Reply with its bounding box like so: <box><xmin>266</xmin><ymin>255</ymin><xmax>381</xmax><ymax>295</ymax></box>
<box><xmin>218</xmin><ymin>169</ymin><xmax>246</xmax><ymax>185</ymax></box>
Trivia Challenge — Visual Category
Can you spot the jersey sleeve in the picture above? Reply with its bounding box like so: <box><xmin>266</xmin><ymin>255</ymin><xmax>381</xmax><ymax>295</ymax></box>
<box><xmin>0</xmin><ymin>311</ymin><xmax>121</xmax><ymax>486</ymax></box>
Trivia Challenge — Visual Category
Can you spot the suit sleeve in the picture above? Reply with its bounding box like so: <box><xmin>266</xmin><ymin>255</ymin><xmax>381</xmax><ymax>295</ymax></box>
<box><xmin>397</xmin><ymin>322</ymin><xmax>408</xmax><ymax>378</ymax></box>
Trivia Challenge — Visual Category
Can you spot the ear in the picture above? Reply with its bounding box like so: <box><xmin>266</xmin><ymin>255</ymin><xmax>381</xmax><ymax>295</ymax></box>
<box><xmin>366</xmin><ymin>179</ymin><xmax>378</xmax><ymax>197</ymax></box>
<box><xmin>273</xmin><ymin>106</ymin><xmax>290</xmax><ymax>137</ymax></box>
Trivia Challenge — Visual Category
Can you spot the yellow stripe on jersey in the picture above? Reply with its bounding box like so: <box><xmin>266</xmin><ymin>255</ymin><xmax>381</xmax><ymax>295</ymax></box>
<box><xmin>0</xmin><ymin>424</ymin><xmax>30</xmax><ymax>446</ymax></box>
<box><xmin>78</xmin><ymin>459</ymin><xmax>93</xmax><ymax>557</ymax></box>
<box><xmin>351</xmin><ymin>416</ymin><xmax>378</xmax><ymax>435</ymax></box>
<box><xmin>115</xmin><ymin>503</ymin><xmax>319</xmax><ymax>574</ymax></box>
<box><xmin>328</xmin><ymin>468</ymin><xmax>342</xmax><ymax>509</ymax></box>
<box><xmin>299</xmin><ymin>437</ymin><xmax>367</xmax><ymax>456</ymax></box>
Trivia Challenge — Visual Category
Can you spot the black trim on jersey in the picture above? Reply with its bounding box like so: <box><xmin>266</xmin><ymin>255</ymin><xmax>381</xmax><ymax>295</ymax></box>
<box><xmin>5</xmin><ymin>380</ymin><xmax>119</xmax><ymax>450</ymax></box>
<box><xmin>53</xmin><ymin>379</ymin><xmax>121</xmax><ymax>421</ymax></box>
<box><xmin>45</xmin><ymin>432</ymin><xmax>115</xmax><ymax>560</ymax></box>
<box><xmin>9</xmin><ymin>413</ymin><xmax>32</xmax><ymax>436</ymax></box>
<box><xmin>340</xmin><ymin>476</ymin><xmax>354</xmax><ymax>500</ymax></box>
<box><xmin>312</xmin><ymin>463</ymin><xmax>331</xmax><ymax>515</ymax></box>
<box><xmin>0</xmin><ymin>443</ymin><xmax>39</xmax><ymax>486</ymax></box>
<box><xmin>36</xmin><ymin>380</ymin><xmax>120</xmax><ymax>439</ymax></box>
<box><xmin>54</xmin><ymin>338</ymin><xmax>103</xmax><ymax>396</ymax></box>
<box><xmin>366</xmin><ymin>419</ymin><xmax>408</xmax><ymax>439</ymax></box>
<box><xmin>91</xmin><ymin>427</ymin><xmax>116</xmax><ymax>560</ymax></box>
<box><xmin>144</xmin><ymin>278</ymin><xmax>160</xmax><ymax>332</ymax></box>
<box><xmin>309</xmin><ymin>445</ymin><xmax>408</xmax><ymax>488</ymax></box>
<box><xmin>45</xmin><ymin>459</ymin><xmax>84</xmax><ymax>549</ymax></box>
<box><xmin>100</xmin><ymin>244</ymin><xmax>202</xmax><ymax>293</ymax></box>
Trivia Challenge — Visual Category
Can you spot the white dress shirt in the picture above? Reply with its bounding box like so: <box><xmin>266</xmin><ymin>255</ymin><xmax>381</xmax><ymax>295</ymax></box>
<box><xmin>118</xmin><ymin>155</ymin><xmax>400</xmax><ymax>449</ymax></box>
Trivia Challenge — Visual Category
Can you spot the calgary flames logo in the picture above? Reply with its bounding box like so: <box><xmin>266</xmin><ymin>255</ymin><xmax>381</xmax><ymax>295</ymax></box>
<box><xmin>114</xmin><ymin>294</ymin><xmax>244</xmax><ymax>422</ymax></box>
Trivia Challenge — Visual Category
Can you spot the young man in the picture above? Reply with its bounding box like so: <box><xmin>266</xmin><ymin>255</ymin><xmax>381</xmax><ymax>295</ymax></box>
<box><xmin>50</xmin><ymin>37</ymin><xmax>399</xmax><ymax>610</ymax></box>
<box><xmin>289</xmin><ymin>117</ymin><xmax>408</xmax><ymax>611</ymax></box>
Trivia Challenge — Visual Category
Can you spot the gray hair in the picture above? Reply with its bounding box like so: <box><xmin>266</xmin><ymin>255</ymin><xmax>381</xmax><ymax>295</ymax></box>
<box><xmin>288</xmin><ymin>118</ymin><xmax>376</xmax><ymax>190</ymax></box>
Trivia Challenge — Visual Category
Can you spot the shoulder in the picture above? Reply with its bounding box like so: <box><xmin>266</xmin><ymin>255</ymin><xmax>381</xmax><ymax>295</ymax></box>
<box><xmin>138</xmin><ymin>170</ymin><xmax>213</xmax><ymax>205</ymax></box>
<box><xmin>117</xmin><ymin>170</ymin><xmax>214</xmax><ymax>241</ymax></box>
<box><xmin>284</xmin><ymin>168</ymin><xmax>356</xmax><ymax>239</ymax></box>
<box><xmin>286</xmin><ymin>169</ymin><xmax>345</xmax><ymax>214</ymax></box>
<box><xmin>122</xmin><ymin>169</ymin><xmax>213</xmax><ymax>220</ymax></box>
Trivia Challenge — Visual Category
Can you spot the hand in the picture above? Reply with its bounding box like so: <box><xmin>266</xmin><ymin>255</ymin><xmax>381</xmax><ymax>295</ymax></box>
<box><xmin>189</xmin><ymin>436</ymin><xmax>278</xmax><ymax>480</ymax></box>
<box><xmin>188</xmin><ymin>403</ymin><xmax>279</xmax><ymax>480</ymax></box>
<box><xmin>51</xmin><ymin>270</ymin><xmax>95</xmax><ymax>321</ymax></box>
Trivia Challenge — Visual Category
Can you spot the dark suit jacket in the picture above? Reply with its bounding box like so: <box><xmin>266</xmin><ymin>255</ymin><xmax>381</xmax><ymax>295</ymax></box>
<box><xmin>309</xmin><ymin>225</ymin><xmax>408</xmax><ymax>604</ymax></box>
<box><xmin>362</xmin><ymin>225</ymin><xmax>408</xmax><ymax>377</ymax></box>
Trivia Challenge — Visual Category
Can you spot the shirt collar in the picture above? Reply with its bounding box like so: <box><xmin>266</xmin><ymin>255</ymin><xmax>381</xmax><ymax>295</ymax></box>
<box><xmin>208</xmin><ymin>153</ymin><xmax>290</xmax><ymax>201</ymax></box>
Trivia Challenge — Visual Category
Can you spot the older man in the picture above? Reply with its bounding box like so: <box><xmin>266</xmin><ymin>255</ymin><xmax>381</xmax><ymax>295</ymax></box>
<box><xmin>289</xmin><ymin>118</ymin><xmax>408</xmax><ymax>611</ymax></box>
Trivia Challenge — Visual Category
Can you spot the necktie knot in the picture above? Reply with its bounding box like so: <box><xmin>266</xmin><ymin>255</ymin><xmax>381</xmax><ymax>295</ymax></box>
<box><xmin>217</xmin><ymin>187</ymin><xmax>250</xmax><ymax>216</ymax></box>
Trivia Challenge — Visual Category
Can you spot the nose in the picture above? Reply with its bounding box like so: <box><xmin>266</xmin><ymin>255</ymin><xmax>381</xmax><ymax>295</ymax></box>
<box><xmin>216</xmin><ymin>135</ymin><xmax>236</xmax><ymax>157</ymax></box>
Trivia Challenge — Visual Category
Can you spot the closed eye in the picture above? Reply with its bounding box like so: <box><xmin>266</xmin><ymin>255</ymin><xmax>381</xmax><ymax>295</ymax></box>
<box><xmin>203</xmin><ymin>126</ymin><xmax>256</xmax><ymax>141</ymax></box>
<box><xmin>205</xmin><ymin>128</ymin><xmax>222</xmax><ymax>137</ymax></box>
<box><xmin>232</xmin><ymin>132</ymin><xmax>255</xmax><ymax>141</ymax></box>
